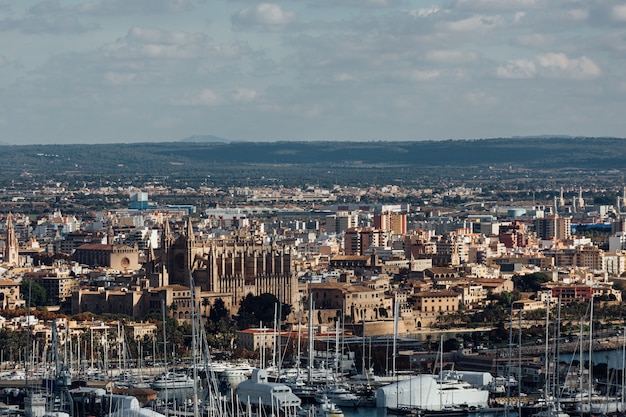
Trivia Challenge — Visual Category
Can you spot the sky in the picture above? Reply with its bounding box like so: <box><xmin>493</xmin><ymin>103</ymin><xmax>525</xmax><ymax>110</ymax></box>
<box><xmin>0</xmin><ymin>0</ymin><xmax>625</xmax><ymax>145</ymax></box>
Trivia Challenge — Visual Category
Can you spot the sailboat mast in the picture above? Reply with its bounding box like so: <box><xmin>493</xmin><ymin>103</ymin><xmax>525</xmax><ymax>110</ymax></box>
<box><xmin>272</xmin><ymin>304</ymin><xmax>278</xmax><ymax>369</ymax></box>
<box><xmin>579</xmin><ymin>317</ymin><xmax>584</xmax><ymax>416</ymax></box>
<box><xmin>588</xmin><ymin>293</ymin><xmax>594</xmax><ymax>409</ymax></box>
<box><xmin>621</xmin><ymin>327</ymin><xmax>626</xmax><ymax>411</ymax></box>
<box><xmin>161</xmin><ymin>299</ymin><xmax>169</xmax><ymax>417</ymax></box>
<box><xmin>544</xmin><ymin>299</ymin><xmax>550</xmax><ymax>401</ymax></box>
<box><xmin>518</xmin><ymin>309</ymin><xmax>522</xmax><ymax>416</ymax></box>
<box><xmin>555</xmin><ymin>295</ymin><xmax>562</xmax><ymax>412</ymax></box>
<box><xmin>506</xmin><ymin>303</ymin><xmax>514</xmax><ymax>416</ymax></box>
<box><xmin>392</xmin><ymin>292</ymin><xmax>399</xmax><ymax>377</ymax></box>
<box><xmin>335</xmin><ymin>318</ymin><xmax>340</xmax><ymax>380</ymax></box>
<box><xmin>189</xmin><ymin>273</ymin><xmax>200</xmax><ymax>417</ymax></box>
<box><xmin>308</xmin><ymin>284</ymin><xmax>314</xmax><ymax>383</ymax></box>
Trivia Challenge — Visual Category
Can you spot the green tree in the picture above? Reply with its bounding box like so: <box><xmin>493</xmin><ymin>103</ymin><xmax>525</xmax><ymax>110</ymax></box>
<box><xmin>495</xmin><ymin>291</ymin><xmax>520</xmax><ymax>309</ymax></box>
<box><xmin>0</xmin><ymin>328</ymin><xmax>29</xmax><ymax>363</ymax></box>
<box><xmin>236</xmin><ymin>293</ymin><xmax>292</xmax><ymax>329</ymax></box>
<box><xmin>209</xmin><ymin>298</ymin><xmax>230</xmax><ymax>323</ymax></box>
<box><xmin>20</xmin><ymin>280</ymin><xmax>47</xmax><ymax>307</ymax></box>
<box><xmin>512</xmin><ymin>272</ymin><xmax>551</xmax><ymax>292</ymax></box>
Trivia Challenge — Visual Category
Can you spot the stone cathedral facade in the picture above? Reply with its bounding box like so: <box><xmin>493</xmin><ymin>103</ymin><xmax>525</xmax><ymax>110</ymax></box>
<box><xmin>146</xmin><ymin>218</ymin><xmax>299</xmax><ymax>315</ymax></box>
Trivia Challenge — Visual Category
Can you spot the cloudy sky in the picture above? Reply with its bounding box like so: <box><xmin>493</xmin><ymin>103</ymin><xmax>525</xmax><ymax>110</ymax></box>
<box><xmin>0</xmin><ymin>0</ymin><xmax>625</xmax><ymax>144</ymax></box>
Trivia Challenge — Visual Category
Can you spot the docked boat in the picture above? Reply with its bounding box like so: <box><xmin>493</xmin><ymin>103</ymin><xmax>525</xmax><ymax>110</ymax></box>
<box><xmin>150</xmin><ymin>372</ymin><xmax>195</xmax><ymax>390</ymax></box>
<box><xmin>236</xmin><ymin>368</ymin><xmax>301</xmax><ymax>413</ymax></box>
<box><xmin>303</xmin><ymin>395</ymin><xmax>344</xmax><ymax>417</ymax></box>
<box><xmin>315</xmin><ymin>385</ymin><xmax>361</xmax><ymax>408</ymax></box>
<box><xmin>574</xmin><ymin>394</ymin><xmax>624</xmax><ymax>415</ymax></box>
<box><xmin>376</xmin><ymin>372</ymin><xmax>489</xmax><ymax>412</ymax></box>
<box><xmin>350</xmin><ymin>369</ymin><xmax>413</xmax><ymax>388</ymax></box>
<box><xmin>218</xmin><ymin>363</ymin><xmax>254</xmax><ymax>390</ymax></box>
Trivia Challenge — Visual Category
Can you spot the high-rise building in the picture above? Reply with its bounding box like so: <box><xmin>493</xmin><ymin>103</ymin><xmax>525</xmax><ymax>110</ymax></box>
<box><xmin>130</xmin><ymin>191</ymin><xmax>149</xmax><ymax>210</ymax></box>
<box><xmin>374</xmin><ymin>212</ymin><xmax>407</xmax><ymax>235</ymax></box>
<box><xmin>344</xmin><ymin>227</ymin><xmax>386</xmax><ymax>255</ymax></box>
<box><xmin>326</xmin><ymin>211</ymin><xmax>358</xmax><ymax>234</ymax></box>
<box><xmin>535</xmin><ymin>214</ymin><xmax>571</xmax><ymax>240</ymax></box>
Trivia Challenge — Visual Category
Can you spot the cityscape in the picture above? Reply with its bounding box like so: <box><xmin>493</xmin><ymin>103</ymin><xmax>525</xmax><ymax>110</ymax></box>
<box><xmin>0</xmin><ymin>138</ymin><xmax>626</xmax><ymax>417</ymax></box>
<box><xmin>1</xmin><ymin>0</ymin><xmax>626</xmax><ymax>416</ymax></box>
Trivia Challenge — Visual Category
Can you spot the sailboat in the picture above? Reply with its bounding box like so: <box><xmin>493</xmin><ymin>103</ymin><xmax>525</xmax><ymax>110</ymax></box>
<box><xmin>521</xmin><ymin>299</ymin><xmax>569</xmax><ymax>417</ymax></box>
<box><xmin>573</xmin><ymin>293</ymin><xmax>625</xmax><ymax>416</ymax></box>
<box><xmin>314</xmin><ymin>318</ymin><xmax>362</xmax><ymax>407</ymax></box>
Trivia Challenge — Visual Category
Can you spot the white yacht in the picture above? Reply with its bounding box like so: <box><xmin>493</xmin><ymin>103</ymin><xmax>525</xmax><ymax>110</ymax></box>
<box><xmin>315</xmin><ymin>385</ymin><xmax>361</xmax><ymax>408</ymax></box>
<box><xmin>237</xmin><ymin>369</ymin><xmax>302</xmax><ymax>413</ymax></box>
<box><xmin>376</xmin><ymin>372</ymin><xmax>489</xmax><ymax>412</ymax></box>
<box><xmin>150</xmin><ymin>372</ymin><xmax>195</xmax><ymax>390</ymax></box>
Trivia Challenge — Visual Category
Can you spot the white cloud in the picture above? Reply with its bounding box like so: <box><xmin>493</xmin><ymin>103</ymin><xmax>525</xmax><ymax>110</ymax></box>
<box><xmin>232</xmin><ymin>3</ymin><xmax>295</xmax><ymax>31</ymax></box>
<box><xmin>611</xmin><ymin>4</ymin><xmax>626</xmax><ymax>22</ymax></box>
<box><xmin>409</xmin><ymin>7</ymin><xmax>441</xmax><ymax>18</ymax></box>
<box><xmin>0</xmin><ymin>0</ymin><xmax>623</xmax><ymax>144</ymax></box>
<box><xmin>104</xmin><ymin>72</ymin><xmax>136</xmax><ymax>85</ymax></box>
<box><xmin>515</xmin><ymin>33</ymin><xmax>553</xmax><ymax>48</ymax></box>
<box><xmin>75</xmin><ymin>0</ymin><xmax>193</xmax><ymax>15</ymax></box>
<box><xmin>566</xmin><ymin>8</ymin><xmax>589</xmax><ymax>21</ymax></box>
<box><xmin>333</xmin><ymin>73</ymin><xmax>357</xmax><ymax>82</ymax></box>
<box><xmin>309</xmin><ymin>0</ymin><xmax>403</xmax><ymax>8</ymax></box>
<box><xmin>464</xmin><ymin>91</ymin><xmax>498</xmax><ymax>106</ymax></box>
<box><xmin>496</xmin><ymin>59</ymin><xmax>536</xmax><ymax>79</ymax></box>
<box><xmin>443</xmin><ymin>14</ymin><xmax>505</xmax><ymax>32</ymax></box>
<box><xmin>171</xmin><ymin>89</ymin><xmax>220</xmax><ymax>106</ymax></box>
<box><xmin>453</xmin><ymin>0</ymin><xmax>537</xmax><ymax>11</ymax></box>
<box><xmin>426</xmin><ymin>49</ymin><xmax>476</xmax><ymax>64</ymax></box>
<box><xmin>536</xmin><ymin>53</ymin><xmax>601</xmax><ymax>79</ymax></box>
<box><xmin>397</xmin><ymin>70</ymin><xmax>441</xmax><ymax>82</ymax></box>
<box><xmin>232</xmin><ymin>88</ymin><xmax>258</xmax><ymax>103</ymax></box>
<box><xmin>497</xmin><ymin>53</ymin><xmax>601</xmax><ymax>80</ymax></box>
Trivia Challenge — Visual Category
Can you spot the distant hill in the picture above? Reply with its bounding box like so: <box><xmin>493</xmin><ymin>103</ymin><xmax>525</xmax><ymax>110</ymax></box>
<box><xmin>179</xmin><ymin>134</ymin><xmax>228</xmax><ymax>143</ymax></box>
<box><xmin>0</xmin><ymin>137</ymin><xmax>625</xmax><ymax>188</ymax></box>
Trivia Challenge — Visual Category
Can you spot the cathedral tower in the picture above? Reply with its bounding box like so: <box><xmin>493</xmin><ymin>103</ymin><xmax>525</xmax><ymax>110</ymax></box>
<box><xmin>3</xmin><ymin>213</ymin><xmax>19</xmax><ymax>266</ymax></box>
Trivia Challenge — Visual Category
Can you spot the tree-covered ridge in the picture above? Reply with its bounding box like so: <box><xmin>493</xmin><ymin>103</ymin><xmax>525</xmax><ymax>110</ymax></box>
<box><xmin>0</xmin><ymin>137</ymin><xmax>625</xmax><ymax>176</ymax></box>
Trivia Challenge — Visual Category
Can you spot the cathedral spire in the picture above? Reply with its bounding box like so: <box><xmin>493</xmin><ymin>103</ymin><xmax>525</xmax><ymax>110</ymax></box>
<box><xmin>186</xmin><ymin>217</ymin><xmax>195</xmax><ymax>242</ymax></box>
<box><xmin>162</xmin><ymin>218</ymin><xmax>173</xmax><ymax>251</ymax></box>
<box><xmin>4</xmin><ymin>213</ymin><xmax>19</xmax><ymax>266</ymax></box>
<box><xmin>107</xmin><ymin>225</ymin><xmax>115</xmax><ymax>245</ymax></box>
<box><xmin>147</xmin><ymin>240</ymin><xmax>155</xmax><ymax>263</ymax></box>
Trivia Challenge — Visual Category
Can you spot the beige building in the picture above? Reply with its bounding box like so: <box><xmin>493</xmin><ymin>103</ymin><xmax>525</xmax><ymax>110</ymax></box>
<box><xmin>0</xmin><ymin>279</ymin><xmax>24</xmax><ymax>309</ymax></box>
<box><xmin>73</xmin><ymin>243</ymin><xmax>140</xmax><ymax>271</ymax></box>
<box><xmin>513</xmin><ymin>299</ymin><xmax>546</xmax><ymax>311</ymax></box>
<box><xmin>457</xmin><ymin>283</ymin><xmax>485</xmax><ymax>309</ymax></box>
<box><xmin>535</xmin><ymin>215</ymin><xmax>571</xmax><ymax>241</ymax></box>
<box><xmin>409</xmin><ymin>290</ymin><xmax>460</xmax><ymax>314</ymax></box>
<box><xmin>310</xmin><ymin>282</ymin><xmax>389</xmax><ymax>324</ymax></box>
<box><xmin>344</xmin><ymin>228</ymin><xmax>386</xmax><ymax>255</ymax></box>
<box><xmin>31</xmin><ymin>275</ymin><xmax>79</xmax><ymax>304</ymax></box>
<box><xmin>604</xmin><ymin>251</ymin><xmax>626</xmax><ymax>276</ymax></box>
<box><xmin>237</xmin><ymin>328</ymin><xmax>285</xmax><ymax>351</ymax></box>
<box><xmin>468</xmin><ymin>278</ymin><xmax>514</xmax><ymax>295</ymax></box>
<box><xmin>574</xmin><ymin>246</ymin><xmax>604</xmax><ymax>270</ymax></box>
<box><xmin>72</xmin><ymin>287</ymin><xmax>145</xmax><ymax>317</ymax></box>
<box><xmin>126</xmin><ymin>322</ymin><xmax>158</xmax><ymax>340</ymax></box>
<box><xmin>374</xmin><ymin>212</ymin><xmax>407</xmax><ymax>235</ymax></box>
